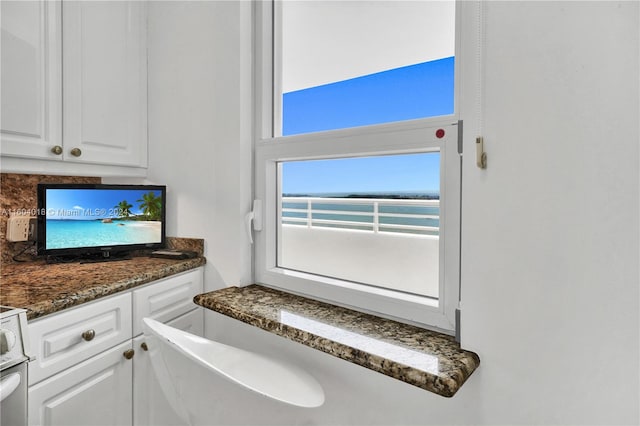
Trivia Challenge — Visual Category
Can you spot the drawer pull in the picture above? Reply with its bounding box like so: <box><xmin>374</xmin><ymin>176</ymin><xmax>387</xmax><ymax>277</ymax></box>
<box><xmin>81</xmin><ymin>330</ymin><xmax>96</xmax><ymax>341</ymax></box>
<box><xmin>140</xmin><ymin>342</ymin><xmax>148</xmax><ymax>351</ymax></box>
<box><xmin>123</xmin><ymin>349</ymin><xmax>135</xmax><ymax>360</ymax></box>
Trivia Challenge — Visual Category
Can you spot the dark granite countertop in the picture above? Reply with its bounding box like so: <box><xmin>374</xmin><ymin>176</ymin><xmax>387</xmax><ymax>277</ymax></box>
<box><xmin>1</xmin><ymin>238</ymin><xmax>206</xmax><ymax>320</ymax></box>
<box><xmin>194</xmin><ymin>285</ymin><xmax>480</xmax><ymax>398</ymax></box>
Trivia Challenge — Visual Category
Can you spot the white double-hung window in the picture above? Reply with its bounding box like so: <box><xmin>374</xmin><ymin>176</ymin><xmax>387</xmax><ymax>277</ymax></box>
<box><xmin>254</xmin><ymin>0</ymin><xmax>461</xmax><ymax>332</ymax></box>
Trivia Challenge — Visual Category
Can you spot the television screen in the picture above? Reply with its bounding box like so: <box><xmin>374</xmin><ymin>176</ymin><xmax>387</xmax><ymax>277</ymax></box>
<box><xmin>37</xmin><ymin>184</ymin><xmax>166</xmax><ymax>257</ymax></box>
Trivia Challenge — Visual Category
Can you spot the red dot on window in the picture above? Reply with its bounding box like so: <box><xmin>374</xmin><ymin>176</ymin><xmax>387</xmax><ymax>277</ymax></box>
<box><xmin>436</xmin><ymin>129</ymin><xmax>445</xmax><ymax>139</ymax></box>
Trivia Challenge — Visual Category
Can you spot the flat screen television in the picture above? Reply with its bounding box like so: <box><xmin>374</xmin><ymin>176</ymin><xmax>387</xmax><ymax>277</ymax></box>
<box><xmin>37</xmin><ymin>184</ymin><xmax>166</xmax><ymax>260</ymax></box>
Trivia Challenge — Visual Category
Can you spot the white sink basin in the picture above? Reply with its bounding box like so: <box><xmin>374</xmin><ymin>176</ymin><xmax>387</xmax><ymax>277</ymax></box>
<box><xmin>142</xmin><ymin>317</ymin><xmax>325</xmax><ymax>424</ymax></box>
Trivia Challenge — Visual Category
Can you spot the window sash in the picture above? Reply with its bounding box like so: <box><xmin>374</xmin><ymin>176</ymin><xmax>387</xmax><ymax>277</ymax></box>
<box><xmin>253</xmin><ymin>0</ymin><xmax>462</xmax><ymax>332</ymax></box>
<box><xmin>255</xmin><ymin>121</ymin><xmax>460</xmax><ymax>331</ymax></box>
<box><xmin>257</xmin><ymin>1</ymin><xmax>462</xmax><ymax>139</ymax></box>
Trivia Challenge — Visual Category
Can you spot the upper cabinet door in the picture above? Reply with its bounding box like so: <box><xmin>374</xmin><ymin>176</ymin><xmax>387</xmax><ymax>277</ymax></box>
<box><xmin>63</xmin><ymin>1</ymin><xmax>147</xmax><ymax>167</ymax></box>
<box><xmin>1</xmin><ymin>1</ymin><xmax>63</xmax><ymax>160</ymax></box>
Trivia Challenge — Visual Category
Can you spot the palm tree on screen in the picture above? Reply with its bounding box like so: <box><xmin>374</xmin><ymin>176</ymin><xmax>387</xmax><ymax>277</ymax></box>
<box><xmin>137</xmin><ymin>192</ymin><xmax>162</xmax><ymax>221</ymax></box>
<box><xmin>115</xmin><ymin>200</ymin><xmax>133</xmax><ymax>218</ymax></box>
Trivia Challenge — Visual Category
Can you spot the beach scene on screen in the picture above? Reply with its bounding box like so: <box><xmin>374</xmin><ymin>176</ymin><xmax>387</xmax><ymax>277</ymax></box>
<box><xmin>44</xmin><ymin>189</ymin><xmax>163</xmax><ymax>249</ymax></box>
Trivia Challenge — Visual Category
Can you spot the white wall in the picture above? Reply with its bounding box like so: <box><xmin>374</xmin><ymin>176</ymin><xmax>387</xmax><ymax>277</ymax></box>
<box><xmin>145</xmin><ymin>0</ymin><xmax>253</xmax><ymax>301</ymax></box>
<box><xmin>147</xmin><ymin>1</ymin><xmax>639</xmax><ymax>424</ymax></box>
<box><xmin>459</xmin><ymin>1</ymin><xmax>639</xmax><ymax>424</ymax></box>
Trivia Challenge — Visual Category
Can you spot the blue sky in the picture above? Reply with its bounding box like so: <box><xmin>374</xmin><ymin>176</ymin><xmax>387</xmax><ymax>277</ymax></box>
<box><xmin>280</xmin><ymin>57</ymin><xmax>452</xmax><ymax>196</ymax></box>
<box><xmin>282</xmin><ymin>153</ymin><xmax>440</xmax><ymax>195</ymax></box>
<box><xmin>45</xmin><ymin>189</ymin><xmax>162</xmax><ymax>220</ymax></box>
<box><xmin>282</xmin><ymin>57</ymin><xmax>454</xmax><ymax>136</ymax></box>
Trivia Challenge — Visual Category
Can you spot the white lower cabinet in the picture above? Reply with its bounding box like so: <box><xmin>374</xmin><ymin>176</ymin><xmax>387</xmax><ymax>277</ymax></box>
<box><xmin>29</xmin><ymin>341</ymin><xmax>133</xmax><ymax>426</ymax></box>
<box><xmin>27</xmin><ymin>268</ymin><xmax>204</xmax><ymax>426</ymax></box>
<box><xmin>133</xmin><ymin>308</ymin><xmax>203</xmax><ymax>426</ymax></box>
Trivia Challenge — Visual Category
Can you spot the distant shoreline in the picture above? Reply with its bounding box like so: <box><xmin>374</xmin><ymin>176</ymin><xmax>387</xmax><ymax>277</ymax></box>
<box><xmin>282</xmin><ymin>192</ymin><xmax>440</xmax><ymax>200</ymax></box>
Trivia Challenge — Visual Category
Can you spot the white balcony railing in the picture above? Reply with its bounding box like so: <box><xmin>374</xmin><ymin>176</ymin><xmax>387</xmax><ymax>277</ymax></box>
<box><xmin>279</xmin><ymin>197</ymin><xmax>441</xmax><ymax>298</ymax></box>
<box><xmin>281</xmin><ymin>196</ymin><xmax>440</xmax><ymax>235</ymax></box>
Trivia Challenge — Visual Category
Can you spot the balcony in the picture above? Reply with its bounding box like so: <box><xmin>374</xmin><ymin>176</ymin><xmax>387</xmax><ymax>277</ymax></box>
<box><xmin>280</xmin><ymin>197</ymin><xmax>440</xmax><ymax>299</ymax></box>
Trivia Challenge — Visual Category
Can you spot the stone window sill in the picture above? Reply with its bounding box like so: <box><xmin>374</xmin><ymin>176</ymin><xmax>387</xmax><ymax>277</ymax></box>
<box><xmin>194</xmin><ymin>284</ymin><xmax>479</xmax><ymax>398</ymax></box>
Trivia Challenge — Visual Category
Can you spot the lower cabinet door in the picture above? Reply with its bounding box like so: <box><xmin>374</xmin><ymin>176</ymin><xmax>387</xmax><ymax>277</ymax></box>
<box><xmin>133</xmin><ymin>308</ymin><xmax>203</xmax><ymax>426</ymax></box>
<box><xmin>28</xmin><ymin>341</ymin><xmax>133</xmax><ymax>426</ymax></box>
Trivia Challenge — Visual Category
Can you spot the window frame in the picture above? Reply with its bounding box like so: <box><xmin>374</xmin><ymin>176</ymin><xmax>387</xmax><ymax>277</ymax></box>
<box><xmin>253</xmin><ymin>0</ymin><xmax>462</xmax><ymax>332</ymax></box>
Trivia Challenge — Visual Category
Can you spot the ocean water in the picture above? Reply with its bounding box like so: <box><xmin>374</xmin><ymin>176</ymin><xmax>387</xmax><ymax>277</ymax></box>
<box><xmin>46</xmin><ymin>220</ymin><xmax>161</xmax><ymax>249</ymax></box>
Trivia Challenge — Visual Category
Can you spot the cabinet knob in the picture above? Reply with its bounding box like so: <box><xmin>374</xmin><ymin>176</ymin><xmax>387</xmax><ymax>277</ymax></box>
<box><xmin>70</xmin><ymin>147</ymin><xmax>82</xmax><ymax>157</ymax></box>
<box><xmin>123</xmin><ymin>349</ymin><xmax>135</xmax><ymax>360</ymax></box>
<box><xmin>50</xmin><ymin>145</ymin><xmax>63</xmax><ymax>155</ymax></box>
<box><xmin>140</xmin><ymin>342</ymin><xmax>148</xmax><ymax>351</ymax></box>
<box><xmin>81</xmin><ymin>329</ymin><xmax>96</xmax><ymax>341</ymax></box>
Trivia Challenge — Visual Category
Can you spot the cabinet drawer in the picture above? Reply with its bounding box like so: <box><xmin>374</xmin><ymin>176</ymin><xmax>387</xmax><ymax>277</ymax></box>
<box><xmin>133</xmin><ymin>269</ymin><xmax>203</xmax><ymax>336</ymax></box>
<box><xmin>28</xmin><ymin>293</ymin><xmax>132</xmax><ymax>385</ymax></box>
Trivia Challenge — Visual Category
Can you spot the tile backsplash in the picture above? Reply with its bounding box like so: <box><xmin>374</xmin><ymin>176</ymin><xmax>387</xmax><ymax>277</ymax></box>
<box><xmin>1</xmin><ymin>173</ymin><xmax>101</xmax><ymax>265</ymax></box>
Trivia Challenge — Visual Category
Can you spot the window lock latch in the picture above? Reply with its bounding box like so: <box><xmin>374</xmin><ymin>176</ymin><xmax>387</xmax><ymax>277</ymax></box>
<box><xmin>476</xmin><ymin>137</ymin><xmax>487</xmax><ymax>169</ymax></box>
<box><xmin>245</xmin><ymin>200</ymin><xmax>263</xmax><ymax>244</ymax></box>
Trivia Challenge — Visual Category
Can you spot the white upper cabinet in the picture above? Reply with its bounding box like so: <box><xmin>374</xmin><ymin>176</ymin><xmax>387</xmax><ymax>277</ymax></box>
<box><xmin>63</xmin><ymin>1</ymin><xmax>147</xmax><ymax>167</ymax></box>
<box><xmin>0</xmin><ymin>0</ymin><xmax>148</xmax><ymax>172</ymax></box>
<box><xmin>0</xmin><ymin>1</ymin><xmax>62</xmax><ymax>160</ymax></box>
